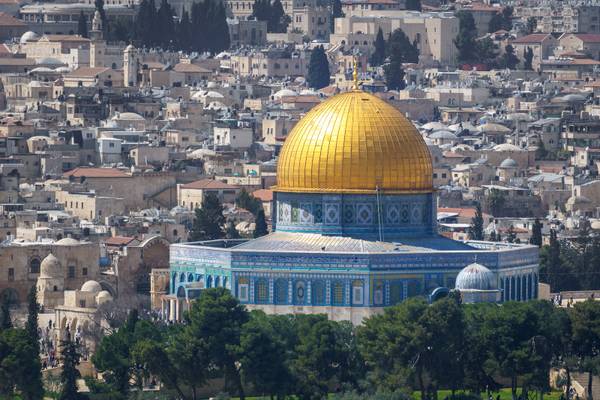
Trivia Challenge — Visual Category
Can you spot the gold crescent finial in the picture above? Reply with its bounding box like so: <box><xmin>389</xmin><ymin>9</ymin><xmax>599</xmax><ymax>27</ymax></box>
<box><xmin>352</xmin><ymin>56</ymin><xmax>359</xmax><ymax>90</ymax></box>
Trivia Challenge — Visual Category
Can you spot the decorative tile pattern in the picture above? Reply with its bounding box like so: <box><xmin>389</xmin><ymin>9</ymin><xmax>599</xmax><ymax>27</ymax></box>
<box><xmin>343</xmin><ymin>204</ymin><xmax>355</xmax><ymax>224</ymax></box>
<box><xmin>400</xmin><ymin>203</ymin><xmax>410</xmax><ymax>223</ymax></box>
<box><xmin>280</xmin><ymin>202</ymin><xmax>291</xmax><ymax>224</ymax></box>
<box><xmin>386</xmin><ymin>204</ymin><xmax>400</xmax><ymax>224</ymax></box>
<box><xmin>314</xmin><ymin>203</ymin><xmax>323</xmax><ymax>224</ymax></box>
<box><xmin>411</xmin><ymin>203</ymin><xmax>421</xmax><ymax>225</ymax></box>
<box><xmin>299</xmin><ymin>203</ymin><xmax>313</xmax><ymax>224</ymax></box>
<box><xmin>291</xmin><ymin>202</ymin><xmax>299</xmax><ymax>223</ymax></box>
<box><xmin>357</xmin><ymin>204</ymin><xmax>373</xmax><ymax>225</ymax></box>
<box><xmin>324</xmin><ymin>203</ymin><xmax>340</xmax><ymax>225</ymax></box>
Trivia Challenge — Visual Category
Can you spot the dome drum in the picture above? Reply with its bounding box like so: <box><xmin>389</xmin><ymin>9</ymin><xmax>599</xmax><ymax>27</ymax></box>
<box><xmin>273</xmin><ymin>191</ymin><xmax>436</xmax><ymax>239</ymax></box>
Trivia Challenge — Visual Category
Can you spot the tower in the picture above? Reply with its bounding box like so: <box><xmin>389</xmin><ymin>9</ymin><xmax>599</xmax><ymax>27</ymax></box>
<box><xmin>89</xmin><ymin>10</ymin><xmax>106</xmax><ymax>68</ymax></box>
<box><xmin>124</xmin><ymin>44</ymin><xmax>138</xmax><ymax>87</ymax></box>
<box><xmin>36</xmin><ymin>253</ymin><xmax>65</xmax><ymax>309</ymax></box>
<box><xmin>90</xmin><ymin>10</ymin><xmax>103</xmax><ymax>41</ymax></box>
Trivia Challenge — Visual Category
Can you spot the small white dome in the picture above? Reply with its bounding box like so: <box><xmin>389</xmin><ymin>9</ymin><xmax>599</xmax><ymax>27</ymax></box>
<box><xmin>55</xmin><ymin>237</ymin><xmax>79</xmax><ymax>245</ymax></box>
<box><xmin>478</xmin><ymin>123</ymin><xmax>511</xmax><ymax>133</ymax></box>
<box><xmin>95</xmin><ymin>290</ymin><xmax>113</xmax><ymax>305</ymax></box>
<box><xmin>113</xmin><ymin>112</ymin><xmax>144</xmax><ymax>121</ymax></box>
<box><xmin>81</xmin><ymin>280</ymin><xmax>102</xmax><ymax>293</ymax></box>
<box><xmin>421</xmin><ymin>121</ymin><xmax>447</xmax><ymax>131</ymax></box>
<box><xmin>20</xmin><ymin>31</ymin><xmax>39</xmax><ymax>44</ymax></box>
<box><xmin>36</xmin><ymin>57</ymin><xmax>63</xmax><ymax>66</ymax></box>
<box><xmin>273</xmin><ymin>89</ymin><xmax>298</xmax><ymax>99</ymax></box>
<box><xmin>40</xmin><ymin>253</ymin><xmax>62</xmax><ymax>279</ymax></box>
<box><xmin>493</xmin><ymin>143</ymin><xmax>523</xmax><ymax>152</ymax></box>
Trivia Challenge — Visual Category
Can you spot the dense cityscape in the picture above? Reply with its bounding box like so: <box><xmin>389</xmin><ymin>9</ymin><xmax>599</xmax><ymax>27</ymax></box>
<box><xmin>1</xmin><ymin>0</ymin><xmax>600</xmax><ymax>397</ymax></box>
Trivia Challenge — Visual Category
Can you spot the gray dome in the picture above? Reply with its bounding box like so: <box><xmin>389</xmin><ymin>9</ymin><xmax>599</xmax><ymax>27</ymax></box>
<box><xmin>499</xmin><ymin>158</ymin><xmax>518</xmax><ymax>168</ymax></box>
<box><xmin>455</xmin><ymin>263</ymin><xmax>496</xmax><ymax>291</ymax></box>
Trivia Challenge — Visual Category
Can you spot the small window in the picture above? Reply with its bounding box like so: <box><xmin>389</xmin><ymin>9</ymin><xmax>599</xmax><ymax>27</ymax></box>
<box><xmin>68</xmin><ymin>266</ymin><xmax>75</xmax><ymax>278</ymax></box>
<box><xmin>8</xmin><ymin>268</ymin><xmax>14</xmax><ymax>281</ymax></box>
<box><xmin>82</xmin><ymin>267</ymin><xmax>88</xmax><ymax>276</ymax></box>
<box><xmin>239</xmin><ymin>283</ymin><xmax>249</xmax><ymax>302</ymax></box>
<box><xmin>79</xmin><ymin>300</ymin><xmax>86</xmax><ymax>308</ymax></box>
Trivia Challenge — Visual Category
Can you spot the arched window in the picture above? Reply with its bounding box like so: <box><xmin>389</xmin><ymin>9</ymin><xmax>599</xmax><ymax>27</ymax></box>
<box><xmin>389</xmin><ymin>280</ymin><xmax>403</xmax><ymax>305</ymax></box>
<box><xmin>352</xmin><ymin>280</ymin><xmax>364</xmax><ymax>305</ymax></box>
<box><xmin>187</xmin><ymin>273</ymin><xmax>194</xmax><ymax>283</ymax></box>
<box><xmin>373</xmin><ymin>280</ymin><xmax>384</xmax><ymax>305</ymax></box>
<box><xmin>179</xmin><ymin>272</ymin><xmax>185</xmax><ymax>283</ymax></box>
<box><xmin>215</xmin><ymin>276</ymin><xmax>221</xmax><ymax>287</ymax></box>
<box><xmin>521</xmin><ymin>275</ymin><xmax>527</xmax><ymax>301</ymax></box>
<box><xmin>407</xmin><ymin>280</ymin><xmax>422</xmax><ymax>297</ymax></box>
<box><xmin>30</xmin><ymin>258</ymin><xmax>40</xmax><ymax>274</ymax></box>
<box><xmin>332</xmin><ymin>281</ymin><xmax>344</xmax><ymax>306</ymax></box>
<box><xmin>255</xmin><ymin>279</ymin><xmax>268</xmax><ymax>303</ymax></box>
<box><xmin>206</xmin><ymin>276</ymin><xmax>213</xmax><ymax>288</ymax></box>
<box><xmin>510</xmin><ymin>276</ymin><xmax>516</xmax><ymax>301</ymax></box>
<box><xmin>274</xmin><ymin>279</ymin><xmax>287</xmax><ymax>304</ymax></box>
<box><xmin>312</xmin><ymin>281</ymin><xmax>325</xmax><ymax>305</ymax></box>
<box><xmin>237</xmin><ymin>278</ymin><xmax>249</xmax><ymax>302</ymax></box>
<box><xmin>294</xmin><ymin>280</ymin><xmax>306</xmax><ymax>305</ymax></box>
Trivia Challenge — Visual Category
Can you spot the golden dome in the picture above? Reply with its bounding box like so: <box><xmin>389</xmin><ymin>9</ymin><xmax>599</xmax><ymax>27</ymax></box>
<box><xmin>275</xmin><ymin>91</ymin><xmax>433</xmax><ymax>194</ymax></box>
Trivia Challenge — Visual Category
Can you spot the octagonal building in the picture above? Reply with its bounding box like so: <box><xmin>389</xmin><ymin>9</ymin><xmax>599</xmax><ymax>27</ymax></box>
<box><xmin>165</xmin><ymin>89</ymin><xmax>539</xmax><ymax>324</ymax></box>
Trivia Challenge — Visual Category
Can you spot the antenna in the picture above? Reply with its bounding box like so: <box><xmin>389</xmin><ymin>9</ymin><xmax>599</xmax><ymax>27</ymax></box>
<box><xmin>352</xmin><ymin>55</ymin><xmax>359</xmax><ymax>90</ymax></box>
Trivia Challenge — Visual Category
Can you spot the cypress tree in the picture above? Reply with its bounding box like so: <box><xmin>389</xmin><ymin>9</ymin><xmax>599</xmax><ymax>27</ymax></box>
<box><xmin>254</xmin><ymin>209</ymin><xmax>268</xmax><ymax>238</ymax></box>
<box><xmin>384</xmin><ymin>53</ymin><xmax>405</xmax><ymax>90</ymax></box>
<box><xmin>307</xmin><ymin>45</ymin><xmax>330</xmax><ymax>89</ymax></box>
<box><xmin>177</xmin><ymin>9</ymin><xmax>192</xmax><ymax>51</ymax></box>
<box><xmin>524</xmin><ymin>47</ymin><xmax>534</xmax><ymax>70</ymax></box>
<box><xmin>468</xmin><ymin>203</ymin><xmax>484</xmax><ymax>240</ymax></box>
<box><xmin>157</xmin><ymin>0</ymin><xmax>176</xmax><ymax>49</ymax></box>
<box><xmin>59</xmin><ymin>330</ymin><xmax>85</xmax><ymax>400</ymax></box>
<box><xmin>211</xmin><ymin>0</ymin><xmax>230</xmax><ymax>53</ymax></box>
<box><xmin>226</xmin><ymin>221</ymin><xmax>241</xmax><ymax>239</ymax></box>
<box><xmin>26</xmin><ymin>285</ymin><xmax>40</xmax><ymax>353</ymax></box>
<box><xmin>386</xmin><ymin>28</ymin><xmax>419</xmax><ymax>64</ymax></box>
<box><xmin>77</xmin><ymin>11</ymin><xmax>88</xmax><ymax>38</ymax></box>
<box><xmin>270</xmin><ymin>0</ymin><xmax>289</xmax><ymax>33</ymax></box>
<box><xmin>530</xmin><ymin>218</ymin><xmax>543</xmax><ymax>247</ymax></box>
<box><xmin>370</xmin><ymin>27</ymin><xmax>386</xmax><ymax>66</ymax></box>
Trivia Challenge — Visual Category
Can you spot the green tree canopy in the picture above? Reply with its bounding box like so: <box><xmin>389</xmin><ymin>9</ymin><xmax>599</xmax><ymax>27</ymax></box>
<box><xmin>469</xmin><ymin>203</ymin><xmax>484</xmax><ymax>240</ymax></box>
<box><xmin>370</xmin><ymin>27</ymin><xmax>386</xmax><ymax>66</ymax></box>
<box><xmin>307</xmin><ymin>45</ymin><xmax>330</xmax><ymax>89</ymax></box>
<box><xmin>454</xmin><ymin>11</ymin><xmax>478</xmax><ymax>64</ymax></box>
<box><xmin>190</xmin><ymin>193</ymin><xmax>226</xmax><ymax>241</ymax></box>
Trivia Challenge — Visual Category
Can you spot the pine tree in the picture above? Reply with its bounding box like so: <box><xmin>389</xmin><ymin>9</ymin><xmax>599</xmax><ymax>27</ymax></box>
<box><xmin>59</xmin><ymin>330</ymin><xmax>84</xmax><ymax>400</ymax></box>
<box><xmin>370</xmin><ymin>28</ymin><xmax>386</xmax><ymax>66</ymax></box>
<box><xmin>190</xmin><ymin>193</ymin><xmax>226</xmax><ymax>241</ymax></box>
<box><xmin>524</xmin><ymin>47</ymin><xmax>534</xmax><ymax>70</ymax></box>
<box><xmin>468</xmin><ymin>203</ymin><xmax>484</xmax><ymax>240</ymax></box>
<box><xmin>26</xmin><ymin>285</ymin><xmax>40</xmax><ymax>353</ymax></box>
<box><xmin>77</xmin><ymin>11</ymin><xmax>88</xmax><ymax>38</ymax></box>
<box><xmin>454</xmin><ymin>11</ymin><xmax>478</xmax><ymax>64</ymax></box>
<box><xmin>387</xmin><ymin>28</ymin><xmax>419</xmax><ymax>64</ymax></box>
<box><xmin>0</xmin><ymin>294</ymin><xmax>11</xmax><ymax>330</ymax></box>
<box><xmin>307</xmin><ymin>46</ymin><xmax>330</xmax><ymax>89</ymax></box>
<box><xmin>501</xmin><ymin>44</ymin><xmax>519</xmax><ymax>69</ymax></box>
<box><xmin>254</xmin><ymin>209</ymin><xmax>268</xmax><ymax>238</ymax></box>
<box><xmin>530</xmin><ymin>218</ymin><xmax>543</xmax><ymax>247</ymax></box>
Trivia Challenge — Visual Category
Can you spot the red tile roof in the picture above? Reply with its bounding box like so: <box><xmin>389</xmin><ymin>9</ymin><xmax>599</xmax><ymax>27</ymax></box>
<box><xmin>572</xmin><ymin>33</ymin><xmax>600</xmax><ymax>43</ymax></box>
<box><xmin>180</xmin><ymin>178</ymin><xmax>238</xmax><ymax>190</ymax></box>
<box><xmin>0</xmin><ymin>12</ymin><xmax>26</xmax><ymax>26</ymax></box>
<box><xmin>512</xmin><ymin>33</ymin><xmax>552</xmax><ymax>44</ymax></box>
<box><xmin>104</xmin><ymin>236</ymin><xmax>137</xmax><ymax>246</ymax></box>
<box><xmin>63</xmin><ymin>167</ymin><xmax>129</xmax><ymax>178</ymax></box>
